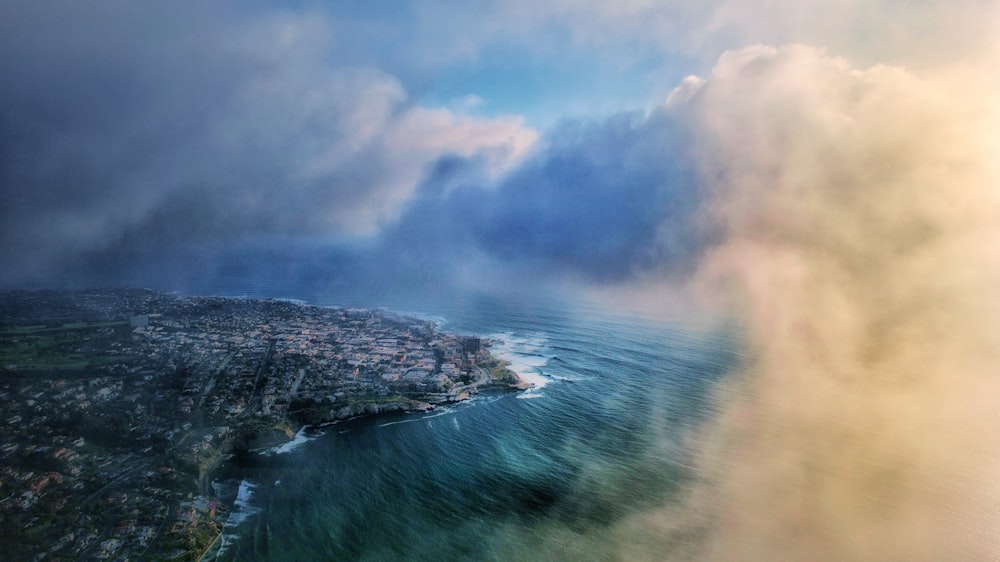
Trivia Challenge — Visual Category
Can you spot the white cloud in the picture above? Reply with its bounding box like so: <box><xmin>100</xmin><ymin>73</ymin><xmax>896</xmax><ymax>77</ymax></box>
<box><xmin>664</xmin><ymin>43</ymin><xmax>1000</xmax><ymax>560</ymax></box>
<box><xmin>665</xmin><ymin>75</ymin><xmax>705</xmax><ymax>106</ymax></box>
<box><xmin>494</xmin><ymin>0</ymin><xmax>999</xmax><ymax>69</ymax></box>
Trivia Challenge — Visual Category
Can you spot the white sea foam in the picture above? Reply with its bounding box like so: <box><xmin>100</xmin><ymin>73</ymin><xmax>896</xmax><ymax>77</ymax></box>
<box><xmin>229</xmin><ymin>480</ymin><xmax>260</xmax><ymax>522</ymax></box>
<box><xmin>222</xmin><ymin>481</ymin><xmax>259</xmax><ymax>539</ymax></box>
<box><xmin>516</xmin><ymin>388</ymin><xmax>545</xmax><ymax>400</ymax></box>
<box><xmin>382</xmin><ymin>308</ymin><xmax>449</xmax><ymax>329</ymax></box>
<box><xmin>489</xmin><ymin>331</ymin><xmax>555</xmax><ymax>395</ymax></box>
<box><xmin>377</xmin><ymin>406</ymin><xmax>455</xmax><ymax>428</ymax></box>
<box><xmin>270</xmin><ymin>426</ymin><xmax>315</xmax><ymax>455</ymax></box>
<box><xmin>213</xmin><ymin>479</ymin><xmax>262</xmax><ymax>557</ymax></box>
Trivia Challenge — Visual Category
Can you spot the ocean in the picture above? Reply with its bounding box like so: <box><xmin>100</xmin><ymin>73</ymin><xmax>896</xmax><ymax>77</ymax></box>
<box><xmin>203</xmin><ymin>291</ymin><xmax>739</xmax><ymax>561</ymax></box>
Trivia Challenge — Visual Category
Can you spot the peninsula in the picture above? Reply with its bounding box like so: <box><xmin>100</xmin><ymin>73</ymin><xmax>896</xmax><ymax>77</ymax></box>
<box><xmin>0</xmin><ymin>288</ymin><xmax>525</xmax><ymax>560</ymax></box>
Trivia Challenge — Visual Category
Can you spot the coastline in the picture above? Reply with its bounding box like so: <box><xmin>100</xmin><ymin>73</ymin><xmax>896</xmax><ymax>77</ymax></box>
<box><xmin>0</xmin><ymin>288</ymin><xmax>540</xmax><ymax>560</ymax></box>
<box><xmin>194</xmin><ymin>365</ymin><xmax>529</xmax><ymax>561</ymax></box>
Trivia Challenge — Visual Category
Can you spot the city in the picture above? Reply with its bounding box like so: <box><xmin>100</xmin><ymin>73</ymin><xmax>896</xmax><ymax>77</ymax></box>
<box><xmin>0</xmin><ymin>289</ymin><xmax>523</xmax><ymax>560</ymax></box>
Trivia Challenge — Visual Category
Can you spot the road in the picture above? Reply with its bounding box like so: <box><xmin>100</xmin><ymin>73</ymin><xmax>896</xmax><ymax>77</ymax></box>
<box><xmin>450</xmin><ymin>366</ymin><xmax>490</xmax><ymax>394</ymax></box>
<box><xmin>238</xmin><ymin>339</ymin><xmax>275</xmax><ymax>419</ymax></box>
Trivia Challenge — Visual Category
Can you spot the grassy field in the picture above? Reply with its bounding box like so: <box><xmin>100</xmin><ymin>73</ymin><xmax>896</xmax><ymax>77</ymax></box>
<box><xmin>0</xmin><ymin>321</ymin><xmax>130</xmax><ymax>372</ymax></box>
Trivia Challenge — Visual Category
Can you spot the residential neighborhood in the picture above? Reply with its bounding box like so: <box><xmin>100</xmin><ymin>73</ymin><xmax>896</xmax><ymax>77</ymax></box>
<box><xmin>0</xmin><ymin>289</ymin><xmax>521</xmax><ymax>560</ymax></box>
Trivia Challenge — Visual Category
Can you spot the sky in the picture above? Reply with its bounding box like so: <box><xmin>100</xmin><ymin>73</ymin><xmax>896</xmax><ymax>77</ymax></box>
<box><xmin>5</xmin><ymin>2</ymin><xmax>1000</xmax><ymax>559</ymax></box>
<box><xmin>2</xmin><ymin>0</ymin><xmax>994</xmax><ymax>302</ymax></box>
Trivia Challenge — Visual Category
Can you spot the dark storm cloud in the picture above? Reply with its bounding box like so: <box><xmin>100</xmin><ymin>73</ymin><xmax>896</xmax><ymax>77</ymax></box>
<box><xmin>0</xmin><ymin>1</ymin><xmax>531</xmax><ymax>287</ymax></box>
<box><xmin>367</xmin><ymin>109</ymin><xmax>707</xmax><ymax>289</ymax></box>
<box><xmin>472</xmin><ymin>110</ymin><xmax>702</xmax><ymax>282</ymax></box>
<box><xmin>65</xmin><ymin>107</ymin><xmax>707</xmax><ymax>296</ymax></box>
<box><xmin>0</xmin><ymin>1</ymin><xmax>703</xmax><ymax>292</ymax></box>
<box><xmin>366</xmin><ymin>110</ymin><xmax>708</xmax><ymax>283</ymax></box>
<box><xmin>128</xmin><ymin>107</ymin><xmax>709</xmax><ymax>300</ymax></box>
<box><xmin>0</xmin><ymin>3</ymin><xmax>316</xmax><ymax>278</ymax></box>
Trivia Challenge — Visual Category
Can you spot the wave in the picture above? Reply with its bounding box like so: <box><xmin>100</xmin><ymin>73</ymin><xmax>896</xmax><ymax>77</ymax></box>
<box><xmin>381</xmin><ymin>308</ymin><xmax>450</xmax><ymax>328</ymax></box>
<box><xmin>226</xmin><ymin>480</ymin><xmax>259</xmax><ymax>531</ymax></box>
<box><xmin>269</xmin><ymin>426</ymin><xmax>316</xmax><ymax>455</ymax></box>
<box><xmin>375</xmin><ymin>395</ymin><xmax>506</xmax><ymax>428</ymax></box>
<box><xmin>213</xmin><ymin>479</ymin><xmax>262</xmax><ymax>558</ymax></box>
<box><xmin>377</xmin><ymin>406</ymin><xmax>456</xmax><ymax>428</ymax></box>
<box><xmin>489</xmin><ymin>330</ymin><xmax>558</xmax><ymax>393</ymax></box>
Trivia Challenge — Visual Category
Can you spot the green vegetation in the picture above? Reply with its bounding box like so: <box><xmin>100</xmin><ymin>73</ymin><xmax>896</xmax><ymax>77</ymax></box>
<box><xmin>0</xmin><ymin>321</ymin><xmax>131</xmax><ymax>373</ymax></box>
<box><xmin>344</xmin><ymin>394</ymin><xmax>412</xmax><ymax>405</ymax></box>
<box><xmin>288</xmin><ymin>393</ymin><xmax>430</xmax><ymax>426</ymax></box>
<box><xmin>480</xmin><ymin>356</ymin><xmax>519</xmax><ymax>384</ymax></box>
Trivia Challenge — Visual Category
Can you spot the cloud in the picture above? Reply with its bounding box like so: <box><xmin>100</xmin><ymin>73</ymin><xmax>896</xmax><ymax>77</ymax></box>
<box><xmin>658</xmin><ymin>44</ymin><xmax>1000</xmax><ymax>560</ymax></box>
<box><xmin>711</xmin><ymin>0</ymin><xmax>1000</xmax><ymax>66</ymax></box>
<box><xmin>484</xmin><ymin>38</ymin><xmax>1000</xmax><ymax>561</ymax></box>
<box><xmin>3</xmin><ymin>2</ymin><xmax>1000</xmax><ymax>559</ymax></box>
<box><xmin>10</xmin><ymin>98</ymin><xmax>706</xmax><ymax>295</ymax></box>
<box><xmin>469</xmin><ymin>111</ymin><xmax>703</xmax><ymax>282</ymax></box>
<box><xmin>0</xmin><ymin>1</ymin><xmax>535</xmax><ymax>286</ymax></box>
<box><xmin>495</xmin><ymin>0</ymin><xmax>1000</xmax><ymax>68</ymax></box>
<box><xmin>324</xmin><ymin>106</ymin><xmax>709</xmax><ymax>300</ymax></box>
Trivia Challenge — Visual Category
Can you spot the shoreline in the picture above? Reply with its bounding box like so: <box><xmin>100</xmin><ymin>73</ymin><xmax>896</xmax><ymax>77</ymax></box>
<box><xmin>192</xmin><ymin>376</ymin><xmax>535</xmax><ymax>562</ymax></box>
<box><xmin>194</xmin><ymin>369</ymin><xmax>530</xmax><ymax>560</ymax></box>
<box><xmin>0</xmin><ymin>288</ymin><xmax>544</xmax><ymax>560</ymax></box>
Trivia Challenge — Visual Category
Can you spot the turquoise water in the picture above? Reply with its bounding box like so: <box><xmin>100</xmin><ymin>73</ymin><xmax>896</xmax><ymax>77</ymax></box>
<box><xmin>211</xmin><ymin>294</ymin><xmax>737</xmax><ymax>560</ymax></box>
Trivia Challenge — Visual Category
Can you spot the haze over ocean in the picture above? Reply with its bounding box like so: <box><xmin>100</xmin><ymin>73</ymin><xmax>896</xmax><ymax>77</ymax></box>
<box><xmin>3</xmin><ymin>0</ymin><xmax>1000</xmax><ymax>559</ymax></box>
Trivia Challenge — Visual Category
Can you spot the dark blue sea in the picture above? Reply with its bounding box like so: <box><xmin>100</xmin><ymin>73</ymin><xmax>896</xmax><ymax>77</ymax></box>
<box><xmin>200</xmin><ymin>290</ymin><xmax>738</xmax><ymax>561</ymax></box>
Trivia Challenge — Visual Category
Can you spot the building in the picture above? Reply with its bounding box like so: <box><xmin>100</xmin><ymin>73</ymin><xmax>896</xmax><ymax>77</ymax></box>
<box><xmin>463</xmin><ymin>337</ymin><xmax>481</xmax><ymax>354</ymax></box>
